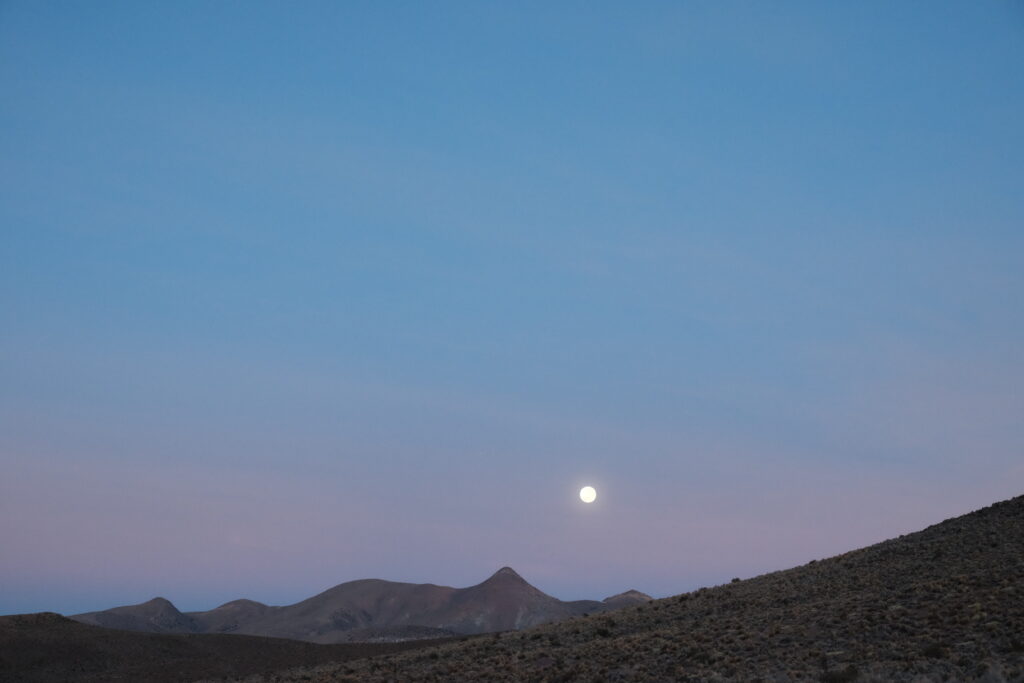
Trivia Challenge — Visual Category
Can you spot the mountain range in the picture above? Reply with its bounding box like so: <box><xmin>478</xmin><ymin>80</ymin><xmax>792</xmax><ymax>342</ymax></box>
<box><xmin>70</xmin><ymin>567</ymin><xmax>651</xmax><ymax>643</ymax></box>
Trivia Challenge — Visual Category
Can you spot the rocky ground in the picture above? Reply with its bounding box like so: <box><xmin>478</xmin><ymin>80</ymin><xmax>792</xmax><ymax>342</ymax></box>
<box><xmin>221</xmin><ymin>494</ymin><xmax>1024</xmax><ymax>682</ymax></box>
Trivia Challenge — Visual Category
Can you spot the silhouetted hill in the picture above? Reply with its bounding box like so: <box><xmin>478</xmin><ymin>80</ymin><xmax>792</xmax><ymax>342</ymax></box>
<box><xmin>71</xmin><ymin>567</ymin><xmax>647</xmax><ymax>643</ymax></box>
<box><xmin>72</xmin><ymin>596</ymin><xmax>200</xmax><ymax>634</ymax></box>
<box><xmin>601</xmin><ymin>589</ymin><xmax>654</xmax><ymax>609</ymax></box>
<box><xmin>0</xmin><ymin>612</ymin><xmax>454</xmax><ymax>683</ymax></box>
<box><xmin>190</xmin><ymin>598</ymin><xmax>272</xmax><ymax>634</ymax></box>
<box><xmin>241</xmin><ymin>494</ymin><xmax>1024</xmax><ymax>682</ymax></box>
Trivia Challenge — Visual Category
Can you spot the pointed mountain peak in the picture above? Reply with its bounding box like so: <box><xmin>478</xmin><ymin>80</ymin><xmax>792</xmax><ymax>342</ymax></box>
<box><xmin>604</xmin><ymin>590</ymin><xmax>652</xmax><ymax>602</ymax></box>
<box><xmin>487</xmin><ymin>566</ymin><xmax>526</xmax><ymax>583</ymax></box>
<box><xmin>470</xmin><ymin>566</ymin><xmax>551</xmax><ymax>599</ymax></box>
<box><xmin>141</xmin><ymin>597</ymin><xmax>179</xmax><ymax>611</ymax></box>
<box><xmin>601</xmin><ymin>589</ymin><xmax>654</xmax><ymax>608</ymax></box>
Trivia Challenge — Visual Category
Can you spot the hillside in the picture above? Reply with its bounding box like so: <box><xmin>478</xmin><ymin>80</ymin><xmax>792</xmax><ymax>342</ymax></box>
<box><xmin>0</xmin><ymin>612</ymin><xmax>454</xmax><ymax>683</ymax></box>
<box><xmin>71</xmin><ymin>567</ymin><xmax>651</xmax><ymax>643</ymax></box>
<box><xmin>231</xmin><ymin>494</ymin><xmax>1024</xmax><ymax>682</ymax></box>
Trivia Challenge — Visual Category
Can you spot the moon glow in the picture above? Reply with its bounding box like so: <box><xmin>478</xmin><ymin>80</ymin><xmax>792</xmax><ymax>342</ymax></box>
<box><xmin>579</xmin><ymin>486</ymin><xmax>597</xmax><ymax>503</ymax></box>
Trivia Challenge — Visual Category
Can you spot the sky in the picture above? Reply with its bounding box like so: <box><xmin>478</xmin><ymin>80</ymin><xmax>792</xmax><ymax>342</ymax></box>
<box><xmin>1</xmin><ymin>1</ymin><xmax>1023</xmax><ymax>616</ymax></box>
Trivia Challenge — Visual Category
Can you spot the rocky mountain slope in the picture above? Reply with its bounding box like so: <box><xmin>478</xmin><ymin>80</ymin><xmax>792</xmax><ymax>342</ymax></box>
<box><xmin>230</xmin><ymin>494</ymin><xmax>1024</xmax><ymax>682</ymax></box>
<box><xmin>71</xmin><ymin>567</ymin><xmax>651</xmax><ymax>643</ymax></box>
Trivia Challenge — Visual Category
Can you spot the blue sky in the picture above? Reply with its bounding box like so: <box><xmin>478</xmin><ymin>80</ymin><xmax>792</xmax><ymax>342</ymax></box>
<box><xmin>2</xmin><ymin>1</ymin><xmax>1023</xmax><ymax>615</ymax></box>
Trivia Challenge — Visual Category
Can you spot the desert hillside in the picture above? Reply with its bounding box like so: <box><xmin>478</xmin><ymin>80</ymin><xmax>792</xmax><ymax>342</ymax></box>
<box><xmin>0</xmin><ymin>612</ymin><xmax>452</xmax><ymax>683</ymax></box>
<box><xmin>233</xmin><ymin>494</ymin><xmax>1024</xmax><ymax>682</ymax></box>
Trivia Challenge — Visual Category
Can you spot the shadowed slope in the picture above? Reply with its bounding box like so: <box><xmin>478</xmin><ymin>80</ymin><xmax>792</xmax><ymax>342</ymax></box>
<box><xmin>72</xmin><ymin>597</ymin><xmax>199</xmax><ymax>634</ymax></box>
<box><xmin>224</xmin><ymin>578</ymin><xmax>459</xmax><ymax>642</ymax></box>
<box><xmin>190</xmin><ymin>599</ymin><xmax>273</xmax><ymax>634</ymax></box>
<box><xmin>0</xmin><ymin>612</ymin><xmax>455</xmax><ymax>683</ymax></box>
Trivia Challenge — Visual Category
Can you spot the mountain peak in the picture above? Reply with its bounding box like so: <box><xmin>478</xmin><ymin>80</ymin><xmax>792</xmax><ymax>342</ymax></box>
<box><xmin>604</xmin><ymin>590</ymin><xmax>651</xmax><ymax>601</ymax></box>
<box><xmin>603</xmin><ymin>590</ymin><xmax>653</xmax><ymax>605</ymax></box>
<box><xmin>145</xmin><ymin>597</ymin><xmax>175</xmax><ymax>608</ymax></box>
<box><xmin>133</xmin><ymin>597</ymin><xmax>182</xmax><ymax>615</ymax></box>
<box><xmin>214</xmin><ymin>598</ymin><xmax>268</xmax><ymax>610</ymax></box>
<box><xmin>487</xmin><ymin>566</ymin><xmax>525</xmax><ymax>582</ymax></box>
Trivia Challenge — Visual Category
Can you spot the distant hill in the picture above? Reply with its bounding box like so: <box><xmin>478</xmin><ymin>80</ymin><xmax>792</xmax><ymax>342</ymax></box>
<box><xmin>70</xmin><ymin>596</ymin><xmax>200</xmax><ymax>634</ymax></box>
<box><xmin>70</xmin><ymin>567</ymin><xmax>651</xmax><ymax>643</ymax></box>
<box><xmin>245</xmin><ymin>494</ymin><xmax>1024</xmax><ymax>682</ymax></box>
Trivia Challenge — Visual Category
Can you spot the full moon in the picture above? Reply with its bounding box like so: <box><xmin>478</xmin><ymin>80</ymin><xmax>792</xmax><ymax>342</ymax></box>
<box><xmin>579</xmin><ymin>486</ymin><xmax>597</xmax><ymax>503</ymax></box>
